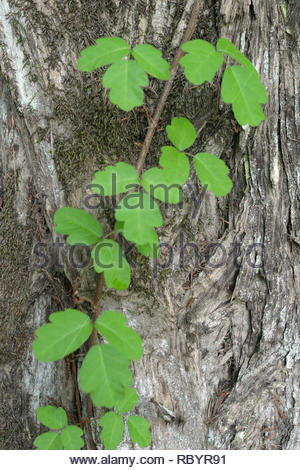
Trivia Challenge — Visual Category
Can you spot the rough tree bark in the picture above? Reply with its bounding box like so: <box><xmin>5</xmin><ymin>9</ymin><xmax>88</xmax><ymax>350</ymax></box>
<box><xmin>0</xmin><ymin>0</ymin><xmax>299</xmax><ymax>450</ymax></box>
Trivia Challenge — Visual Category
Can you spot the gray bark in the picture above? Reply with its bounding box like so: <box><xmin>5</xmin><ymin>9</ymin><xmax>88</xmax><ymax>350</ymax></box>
<box><xmin>0</xmin><ymin>0</ymin><xmax>299</xmax><ymax>450</ymax></box>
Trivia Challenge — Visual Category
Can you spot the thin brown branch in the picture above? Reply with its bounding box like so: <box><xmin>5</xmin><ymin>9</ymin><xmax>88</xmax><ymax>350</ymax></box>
<box><xmin>71</xmin><ymin>353</ymin><xmax>83</xmax><ymax>426</ymax></box>
<box><xmin>90</xmin><ymin>272</ymin><xmax>105</xmax><ymax>346</ymax></box>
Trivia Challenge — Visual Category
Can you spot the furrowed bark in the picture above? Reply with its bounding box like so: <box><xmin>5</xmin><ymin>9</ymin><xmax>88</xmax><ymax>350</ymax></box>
<box><xmin>0</xmin><ymin>0</ymin><xmax>299</xmax><ymax>449</ymax></box>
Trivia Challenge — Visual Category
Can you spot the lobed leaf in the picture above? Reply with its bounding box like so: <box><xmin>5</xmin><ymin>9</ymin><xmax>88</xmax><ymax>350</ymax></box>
<box><xmin>127</xmin><ymin>416</ymin><xmax>152</xmax><ymax>448</ymax></box>
<box><xmin>61</xmin><ymin>426</ymin><xmax>84</xmax><ymax>450</ymax></box>
<box><xmin>141</xmin><ymin>146</ymin><xmax>190</xmax><ymax>204</ymax></box>
<box><xmin>132</xmin><ymin>44</ymin><xmax>170</xmax><ymax>80</ymax></box>
<box><xmin>92</xmin><ymin>239</ymin><xmax>131</xmax><ymax>290</ymax></box>
<box><xmin>33</xmin><ymin>309</ymin><xmax>93</xmax><ymax>362</ymax></box>
<box><xmin>136</xmin><ymin>236</ymin><xmax>160</xmax><ymax>259</ymax></box>
<box><xmin>217</xmin><ymin>38</ymin><xmax>258</xmax><ymax>76</ymax></box>
<box><xmin>54</xmin><ymin>207</ymin><xmax>102</xmax><ymax>245</ymax></box>
<box><xmin>78</xmin><ymin>37</ymin><xmax>130</xmax><ymax>72</ymax></box>
<box><xmin>34</xmin><ymin>432</ymin><xmax>63</xmax><ymax>450</ymax></box>
<box><xmin>95</xmin><ymin>310</ymin><xmax>143</xmax><ymax>360</ymax></box>
<box><xmin>116</xmin><ymin>222</ymin><xmax>160</xmax><ymax>259</ymax></box>
<box><xmin>180</xmin><ymin>39</ymin><xmax>223</xmax><ymax>85</ymax></box>
<box><xmin>103</xmin><ymin>59</ymin><xmax>148</xmax><ymax>111</ymax></box>
<box><xmin>100</xmin><ymin>412</ymin><xmax>124</xmax><ymax>450</ymax></box>
<box><xmin>221</xmin><ymin>65</ymin><xmax>268</xmax><ymax>126</ymax></box>
<box><xmin>115</xmin><ymin>220</ymin><xmax>125</xmax><ymax>233</ymax></box>
<box><xmin>92</xmin><ymin>162</ymin><xmax>139</xmax><ymax>196</ymax></box>
<box><xmin>79</xmin><ymin>344</ymin><xmax>132</xmax><ymax>408</ymax></box>
<box><xmin>166</xmin><ymin>117</ymin><xmax>196</xmax><ymax>150</ymax></box>
<box><xmin>193</xmin><ymin>153</ymin><xmax>232</xmax><ymax>197</ymax></box>
<box><xmin>115</xmin><ymin>388</ymin><xmax>139</xmax><ymax>413</ymax></box>
<box><xmin>36</xmin><ymin>406</ymin><xmax>67</xmax><ymax>430</ymax></box>
<box><xmin>141</xmin><ymin>170</ymin><xmax>180</xmax><ymax>205</ymax></box>
<box><xmin>115</xmin><ymin>191</ymin><xmax>163</xmax><ymax>246</ymax></box>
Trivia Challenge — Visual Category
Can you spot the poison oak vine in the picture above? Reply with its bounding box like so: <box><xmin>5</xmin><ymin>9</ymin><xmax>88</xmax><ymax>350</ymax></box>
<box><xmin>32</xmin><ymin>2</ymin><xmax>267</xmax><ymax>450</ymax></box>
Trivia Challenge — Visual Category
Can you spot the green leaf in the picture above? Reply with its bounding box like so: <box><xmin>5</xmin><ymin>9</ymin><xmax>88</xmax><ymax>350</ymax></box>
<box><xmin>217</xmin><ymin>38</ymin><xmax>258</xmax><ymax>76</ymax></box>
<box><xmin>136</xmin><ymin>242</ymin><xmax>158</xmax><ymax>258</ymax></box>
<box><xmin>92</xmin><ymin>162</ymin><xmax>139</xmax><ymax>196</ymax></box>
<box><xmin>193</xmin><ymin>153</ymin><xmax>232</xmax><ymax>197</ymax></box>
<box><xmin>103</xmin><ymin>59</ymin><xmax>148</xmax><ymax>111</ymax></box>
<box><xmin>78</xmin><ymin>37</ymin><xmax>130</xmax><ymax>72</ymax></box>
<box><xmin>221</xmin><ymin>65</ymin><xmax>268</xmax><ymax>126</ymax></box>
<box><xmin>95</xmin><ymin>310</ymin><xmax>143</xmax><ymax>360</ymax></box>
<box><xmin>166</xmin><ymin>117</ymin><xmax>196</xmax><ymax>150</ymax></box>
<box><xmin>127</xmin><ymin>416</ymin><xmax>152</xmax><ymax>448</ymax></box>
<box><xmin>79</xmin><ymin>344</ymin><xmax>132</xmax><ymax>408</ymax></box>
<box><xmin>141</xmin><ymin>146</ymin><xmax>190</xmax><ymax>204</ymax></box>
<box><xmin>132</xmin><ymin>44</ymin><xmax>170</xmax><ymax>80</ymax></box>
<box><xmin>141</xmin><ymin>169</ymin><xmax>182</xmax><ymax>205</ymax></box>
<box><xmin>92</xmin><ymin>239</ymin><xmax>131</xmax><ymax>290</ymax></box>
<box><xmin>61</xmin><ymin>426</ymin><xmax>84</xmax><ymax>450</ymax></box>
<box><xmin>115</xmin><ymin>191</ymin><xmax>163</xmax><ymax>246</ymax></box>
<box><xmin>115</xmin><ymin>220</ymin><xmax>160</xmax><ymax>259</ymax></box>
<box><xmin>100</xmin><ymin>412</ymin><xmax>124</xmax><ymax>450</ymax></box>
<box><xmin>34</xmin><ymin>432</ymin><xmax>63</xmax><ymax>450</ymax></box>
<box><xmin>115</xmin><ymin>221</ymin><xmax>125</xmax><ymax>233</ymax></box>
<box><xmin>136</xmin><ymin>236</ymin><xmax>160</xmax><ymax>259</ymax></box>
<box><xmin>54</xmin><ymin>207</ymin><xmax>102</xmax><ymax>245</ymax></box>
<box><xmin>37</xmin><ymin>406</ymin><xmax>67</xmax><ymax>430</ymax></box>
<box><xmin>180</xmin><ymin>39</ymin><xmax>224</xmax><ymax>85</ymax></box>
<box><xmin>115</xmin><ymin>388</ymin><xmax>139</xmax><ymax>413</ymax></box>
<box><xmin>33</xmin><ymin>309</ymin><xmax>93</xmax><ymax>362</ymax></box>
<box><xmin>116</xmin><ymin>224</ymin><xmax>160</xmax><ymax>259</ymax></box>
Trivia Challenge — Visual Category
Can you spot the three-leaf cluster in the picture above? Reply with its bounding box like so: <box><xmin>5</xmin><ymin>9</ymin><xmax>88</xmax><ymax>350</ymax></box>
<box><xmin>33</xmin><ymin>309</ymin><xmax>150</xmax><ymax>449</ymax></box>
<box><xmin>34</xmin><ymin>405</ymin><xmax>84</xmax><ymax>450</ymax></box>
<box><xmin>180</xmin><ymin>38</ymin><xmax>268</xmax><ymax>126</ymax></box>
<box><xmin>78</xmin><ymin>37</ymin><xmax>170</xmax><ymax>111</ymax></box>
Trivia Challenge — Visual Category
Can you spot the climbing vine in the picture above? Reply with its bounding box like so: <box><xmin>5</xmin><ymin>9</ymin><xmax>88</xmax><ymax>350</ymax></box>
<box><xmin>33</xmin><ymin>20</ymin><xmax>267</xmax><ymax>451</ymax></box>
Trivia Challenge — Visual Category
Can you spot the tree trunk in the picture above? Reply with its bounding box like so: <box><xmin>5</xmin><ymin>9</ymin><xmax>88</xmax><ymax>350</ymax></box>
<box><xmin>0</xmin><ymin>0</ymin><xmax>299</xmax><ymax>450</ymax></box>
